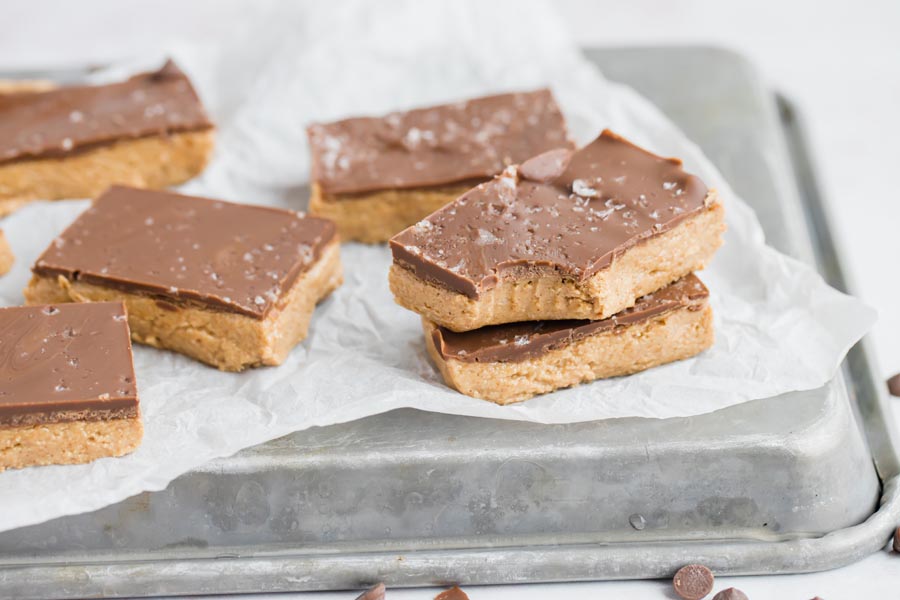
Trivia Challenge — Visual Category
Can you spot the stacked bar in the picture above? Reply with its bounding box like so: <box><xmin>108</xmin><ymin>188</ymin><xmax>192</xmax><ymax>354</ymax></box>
<box><xmin>389</xmin><ymin>130</ymin><xmax>725</xmax><ymax>403</ymax></box>
<box><xmin>307</xmin><ymin>89</ymin><xmax>572</xmax><ymax>243</ymax></box>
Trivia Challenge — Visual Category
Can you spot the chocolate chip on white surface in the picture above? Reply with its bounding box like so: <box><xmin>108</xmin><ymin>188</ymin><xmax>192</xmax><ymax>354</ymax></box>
<box><xmin>673</xmin><ymin>564</ymin><xmax>715</xmax><ymax>600</ymax></box>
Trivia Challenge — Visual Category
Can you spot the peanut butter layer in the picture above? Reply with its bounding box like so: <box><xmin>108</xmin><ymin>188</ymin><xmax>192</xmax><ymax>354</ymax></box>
<box><xmin>0</xmin><ymin>129</ymin><xmax>214</xmax><ymax>214</ymax></box>
<box><xmin>0</xmin><ymin>415</ymin><xmax>142</xmax><ymax>472</ymax></box>
<box><xmin>0</xmin><ymin>80</ymin><xmax>56</xmax><ymax>95</ymax></box>
<box><xmin>307</xmin><ymin>89</ymin><xmax>572</xmax><ymax>196</ymax></box>
<box><xmin>308</xmin><ymin>182</ymin><xmax>472</xmax><ymax>244</ymax></box>
<box><xmin>26</xmin><ymin>238</ymin><xmax>343</xmax><ymax>372</ymax></box>
<box><xmin>0</xmin><ymin>60</ymin><xmax>212</xmax><ymax>164</ymax></box>
<box><xmin>390</xmin><ymin>130</ymin><xmax>713</xmax><ymax>299</ymax></box>
<box><xmin>432</xmin><ymin>274</ymin><xmax>708</xmax><ymax>363</ymax></box>
<box><xmin>32</xmin><ymin>186</ymin><xmax>337</xmax><ymax>319</ymax></box>
<box><xmin>0</xmin><ymin>229</ymin><xmax>13</xmax><ymax>275</ymax></box>
<box><xmin>0</xmin><ymin>302</ymin><xmax>138</xmax><ymax>428</ymax></box>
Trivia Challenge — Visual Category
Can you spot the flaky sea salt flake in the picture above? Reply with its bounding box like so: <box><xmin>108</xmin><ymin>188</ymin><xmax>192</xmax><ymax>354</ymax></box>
<box><xmin>572</xmin><ymin>179</ymin><xmax>599</xmax><ymax>198</ymax></box>
<box><xmin>477</xmin><ymin>228</ymin><xmax>500</xmax><ymax>245</ymax></box>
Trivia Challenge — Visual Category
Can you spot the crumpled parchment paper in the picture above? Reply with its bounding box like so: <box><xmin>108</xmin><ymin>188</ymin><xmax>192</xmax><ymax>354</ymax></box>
<box><xmin>0</xmin><ymin>0</ymin><xmax>874</xmax><ymax>533</ymax></box>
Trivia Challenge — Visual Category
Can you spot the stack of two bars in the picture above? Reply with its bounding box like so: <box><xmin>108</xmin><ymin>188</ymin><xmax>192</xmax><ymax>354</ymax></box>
<box><xmin>388</xmin><ymin>131</ymin><xmax>726</xmax><ymax>404</ymax></box>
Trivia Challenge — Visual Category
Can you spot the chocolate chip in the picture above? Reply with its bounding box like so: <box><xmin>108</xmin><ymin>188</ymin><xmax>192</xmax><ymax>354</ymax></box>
<box><xmin>434</xmin><ymin>585</ymin><xmax>470</xmax><ymax>600</ymax></box>
<box><xmin>712</xmin><ymin>588</ymin><xmax>749</xmax><ymax>600</ymax></box>
<box><xmin>893</xmin><ymin>526</ymin><xmax>900</xmax><ymax>553</ymax></box>
<box><xmin>673</xmin><ymin>564</ymin><xmax>715</xmax><ymax>600</ymax></box>
<box><xmin>888</xmin><ymin>373</ymin><xmax>900</xmax><ymax>397</ymax></box>
<box><xmin>354</xmin><ymin>582</ymin><xmax>385</xmax><ymax>600</ymax></box>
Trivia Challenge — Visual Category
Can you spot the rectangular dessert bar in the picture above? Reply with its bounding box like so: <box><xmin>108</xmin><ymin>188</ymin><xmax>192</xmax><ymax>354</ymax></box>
<box><xmin>425</xmin><ymin>274</ymin><xmax>713</xmax><ymax>404</ymax></box>
<box><xmin>390</xmin><ymin>130</ymin><xmax>725</xmax><ymax>331</ymax></box>
<box><xmin>24</xmin><ymin>186</ymin><xmax>342</xmax><ymax>371</ymax></box>
<box><xmin>0</xmin><ymin>302</ymin><xmax>142</xmax><ymax>471</ymax></box>
<box><xmin>307</xmin><ymin>89</ymin><xmax>573</xmax><ymax>243</ymax></box>
<box><xmin>0</xmin><ymin>60</ymin><xmax>214</xmax><ymax>215</ymax></box>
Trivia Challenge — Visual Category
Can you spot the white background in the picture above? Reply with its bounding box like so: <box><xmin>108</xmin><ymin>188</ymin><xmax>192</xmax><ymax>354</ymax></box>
<box><xmin>1</xmin><ymin>1</ymin><xmax>898</xmax><ymax>598</ymax></box>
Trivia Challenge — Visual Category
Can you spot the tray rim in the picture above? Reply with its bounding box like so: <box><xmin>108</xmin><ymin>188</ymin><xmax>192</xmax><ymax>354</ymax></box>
<box><xmin>775</xmin><ymin>94</ymin><xmax>900</xmax><ymax>484</ymax></box>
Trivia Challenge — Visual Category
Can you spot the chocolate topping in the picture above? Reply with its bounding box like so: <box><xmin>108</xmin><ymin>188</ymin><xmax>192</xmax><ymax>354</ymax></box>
<box><xmin>432</xmin><ymin>274</ymin><xmax>708</xmax><ymax>363</ymax></box>
<box><xmin>0</xmin><ymin>302</ymin><xmax>138</xmax><ymax>427</ymax></box>
<box><xmin>390</xmin><ymin>130</ymin><xmax>711</xmax><ymax>298</ymax></box>
<box><xmin>308</xmin><ymin>89</ymin><xmax>572</xmax><ymax>195</ymax></box>
<box><xmin>0</xmin><ymin>59</ymin><xmax>212</xmax><ymax>164</ymax></box>
<box><xmin>33</xmin><ymin>186</ymin><xmax>336</xmax><ymax>319</ymax></box>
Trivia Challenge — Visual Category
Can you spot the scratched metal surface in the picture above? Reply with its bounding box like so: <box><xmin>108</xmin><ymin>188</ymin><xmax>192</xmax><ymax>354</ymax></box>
<box><xmin>0</xmin><ymin>47</ymin><xmax>897</xmax><ymax>598</ymax></box>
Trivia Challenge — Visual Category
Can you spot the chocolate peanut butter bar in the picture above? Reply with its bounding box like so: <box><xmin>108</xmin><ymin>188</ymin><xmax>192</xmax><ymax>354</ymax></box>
<box><xmin>0</xmin><ymin>60</ymin><xmax>213</xmax><ymax>215</ymax></box>
<box><xmin>390</xmin><ymin>130</ymin><xmax>725</xmax><ymax>331</ymax></box>
<box><xmin>425</xmin><ymin>274</ymin><xmax>713</xmax><ymax>404</ymax></box>
<box><xmin>0</xmin><ymin>302</ymin><xmax>142</xmax><ymax>471</ymax></box>
<box><xmin>307</xmin><ymin>89</ymin><xmax>572</xmax><ymax>243</ymax></box>
<box><xmin>25</xmin><ymin>186</ymin><xmax>342</xmax><ymax>371</ymax></box>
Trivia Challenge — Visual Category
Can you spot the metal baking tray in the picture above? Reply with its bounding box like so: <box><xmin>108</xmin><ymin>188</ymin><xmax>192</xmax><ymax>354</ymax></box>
<box><xmin>0</xmin><ymin>46</ymin><xmax>898</xmax><ymax>599</ymax></box>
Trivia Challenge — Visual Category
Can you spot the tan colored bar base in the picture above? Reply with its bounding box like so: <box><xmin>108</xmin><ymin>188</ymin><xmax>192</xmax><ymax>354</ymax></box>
<box><xmin>309</xmin><ymin>182</ymin><xmax>472</xmax><ymax>244</ymax></box>
<box><xmin>391</xmin><ymin>196</ymin><xmax>724</xmax><ymax>332</ymax></box>
<box><xmin>0</xmin><ymin>230</ymin><xmax>13</xmax><ymax>275</ymax></box>
<box><xmin>425</xmin><ymin>303</ymin><xmax>714</xmax><ymax>404</ymax></box>
<box><xmin>24</xmin><ymin>239</ymin><xmax>343</xmax><ymax>371</ymax></box>
<box><xmin>0</xmin><ymin>416</ymin><xmax>143</xmax><ymax>472</ymax></box>
<box><xmin>0</xmin><ymin>80</ymin><xmax>56</xmax><ymax>94</ymax></box>
<box><xmin>0</xmin><ymin>129</ymin><xmax>215</xmax><ymax>217</ymax></box>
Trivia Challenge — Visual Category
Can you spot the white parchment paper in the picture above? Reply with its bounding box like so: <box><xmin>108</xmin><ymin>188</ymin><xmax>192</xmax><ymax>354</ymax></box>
<box><xmin>0</xmin><ymin>0</ymin><xmax>875</xmax><ymax>532</ymax></box>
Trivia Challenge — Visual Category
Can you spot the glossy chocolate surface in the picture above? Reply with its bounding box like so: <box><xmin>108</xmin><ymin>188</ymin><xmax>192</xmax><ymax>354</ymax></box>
<box><xmin>33</xmin><ymin>186</ymin><xmax>336</xmax><ymax>319</ymax></box>
<box><xmin>308</xmin><ymin>89</ymin><xmax>571</xmax><ymax>195</ymax></box>
<box><xmin>432</xmin><ymin>274</ymin><xmax>708</xmax><ymax>363</ymax></box>
<box><xmin>391</xmin><ymin>130</ymin><xmax>711</xmax><ymax>298</ymax></box>
<box><xmin>0</xmin><ymin>60</ymin><xmax>212</xmax><ymax>164</ymax></box>
<box><xmin>0</xmin><ymin>302</ymin><xmax>138</xmax><ymax>427</ymax></box>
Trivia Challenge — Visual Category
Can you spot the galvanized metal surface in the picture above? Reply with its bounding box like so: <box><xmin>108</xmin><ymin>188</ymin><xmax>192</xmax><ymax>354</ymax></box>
<box><xmin>0</xmin><ymin>47</ymin><xmax>897</xmax><ymax>599</ymax></box>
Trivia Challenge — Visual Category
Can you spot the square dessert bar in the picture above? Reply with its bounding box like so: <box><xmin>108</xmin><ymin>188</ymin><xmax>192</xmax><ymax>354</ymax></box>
<box><xmin>25</xmin><ymin>186</ymin><xmax>342</xmax><ymax>371</ymax></box>
<box><xmin>425</xmin><ymin>274</ymin><xmax>714</xmax><ymax>404</ymax></box>
<box><xmin>0</xmin><ymin>302</ymin><xmax>142</xmax><ymax>471</ymax></box>
<box><xmin>307</xmin><ymin>88</ymin><xmax>573</xmax><ymax>243</ymax></box>
<box><xmin>390</xmin><ymin>130</ymin><xmax>726</xmax><ymax>331</ymax></box>
<box><xmin>0</xmin><ymin>60</ymin><xmax>214</xmax><ymax>216</ymax></box>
